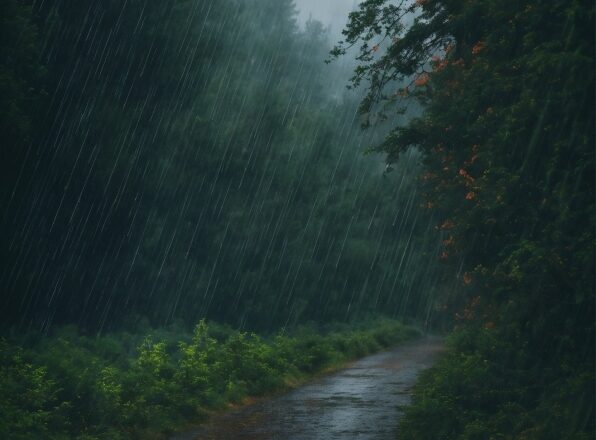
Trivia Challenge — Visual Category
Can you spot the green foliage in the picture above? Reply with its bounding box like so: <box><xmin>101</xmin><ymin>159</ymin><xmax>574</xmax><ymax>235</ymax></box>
<box><xmin>0</xmin><ymin>3</ymin><xmax>433</xmax><ymax>436</ymax></box>
<box><xmin>0</xmin><ymin>340</ymin><xmax>69</xmax><ymax>439</ymax></box>
<box><xmin>399</xmin><ymin>327</ymin><xmax>595</xmax><ymax>439</ymax></box>
<box><xmin>335</xmin><ymin>0</ymin><xmax>594</xmax><ymax>437</ymax></box>
<box><xmin>2</xmin><ymin>0</ymin><xmax>436</xmax><ymax>334</ymax></box>
<box><xmin>0</xmin><ymin>319</ymin><xmax>419</xmax><ymax>439</ymax></box>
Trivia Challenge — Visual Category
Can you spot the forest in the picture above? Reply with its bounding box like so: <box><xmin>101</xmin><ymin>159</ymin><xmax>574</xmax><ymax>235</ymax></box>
<box><xmin>1</xmin><ymin>0</ymin><xmax>594</xmax><ymax>439</ymax></box>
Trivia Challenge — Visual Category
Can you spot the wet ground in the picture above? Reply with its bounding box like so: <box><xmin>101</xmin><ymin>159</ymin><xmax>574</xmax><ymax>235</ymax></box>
<box><xmin>171</xmin><ymin>336</ymin><xmax>444</xmax><ymax>440</ymax></box>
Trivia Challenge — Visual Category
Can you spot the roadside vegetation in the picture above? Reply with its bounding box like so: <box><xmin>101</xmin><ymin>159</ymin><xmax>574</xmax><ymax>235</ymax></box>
<box><xmin>0</xmin><ymin>319</ymin><xmax>419</xmax><ymax>439</ymax></box>
<box><xmin>334</xmin><ymin>1</ymin><xmax>594</xmax><ymax>438</ymax></box>
<box><xmin>399</xmin><ymin>326</ymin><xmax>593</xmax><ymax>440</ymax></box>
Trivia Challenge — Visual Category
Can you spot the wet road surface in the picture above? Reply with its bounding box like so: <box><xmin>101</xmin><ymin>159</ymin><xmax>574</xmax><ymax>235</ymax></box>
<box><xmin>171</xmin><ymin>336</ymin><xmax>444</xmax><ymax>440</ymax></box>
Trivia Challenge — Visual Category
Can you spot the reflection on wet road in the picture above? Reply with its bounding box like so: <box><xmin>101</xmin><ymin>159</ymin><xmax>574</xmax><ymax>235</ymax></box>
<box><xmin>171</xmin><ymin>336</ymin><xmax>444</xmax><ymax>440</ymax></box>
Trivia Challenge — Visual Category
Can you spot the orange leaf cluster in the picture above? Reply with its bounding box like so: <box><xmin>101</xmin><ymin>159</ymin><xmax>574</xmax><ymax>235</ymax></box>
<box><xmin>465</xmin><ymin>191</ymin><xmax>476</xmax><ymax>200</ymax></box>
<box><xmin>471</xmin><ymin>41</ymin><xmax>485</xmax><ymax>55</ymax></box>
<box><xmin>464</xmin><ymin>144</ymin><xmax>480</xmax><ymax>166</ymax></box>
<box><xmin>464</xmin><ymin>154</ymin><xmax>478</xmax><ymax>166</ymax></box>
<box><xmin>431</xmin><ymin>55</ymin><xmax>449</xmax><ymax>72</ymax></box>
<box><xmin>439</xmin><ymin>219</ymin><xmax>455</xmax><ymax>230</ymax></box>
<box><xmin>455</xmin><ymin>296</ymin><xmax>480</xmax><ymax>321</ymax></box>
<box><xmin>459</xmin><ymin>168</ymin><xmax>475</xmax><ymax>184</ymax></box>
<box><xmin>463</xmin><ymin>155</ymin><xmax>475</xmax><ymax>166</ymax></box>
<box><xmin>414</xmin><ymin>73</ymin><xmax>429</xmax><ymax>87</ymax></box>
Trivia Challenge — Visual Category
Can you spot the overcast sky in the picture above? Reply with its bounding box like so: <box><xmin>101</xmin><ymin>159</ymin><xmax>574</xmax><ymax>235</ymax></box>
<box><xmin>293</xmin><ymin>0</ymin><xmax>357</xmax><ymax>37</ymax></box>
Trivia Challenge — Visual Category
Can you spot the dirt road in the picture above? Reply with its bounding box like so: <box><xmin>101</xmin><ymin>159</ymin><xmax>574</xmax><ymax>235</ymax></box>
<box><xmin>171</xmin><ymin>336</ymin><xmax>444</xmax><ymax>440</ymax></box>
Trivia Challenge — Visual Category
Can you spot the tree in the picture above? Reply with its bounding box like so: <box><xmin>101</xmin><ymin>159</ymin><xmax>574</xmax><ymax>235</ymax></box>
<box><xmin>333</xmin><ymin>0</ymin><xmax>594</xmax><ymax>437</ymax></box>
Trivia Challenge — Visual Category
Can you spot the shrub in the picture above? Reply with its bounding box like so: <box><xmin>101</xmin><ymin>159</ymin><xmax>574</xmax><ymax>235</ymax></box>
<box><xmin>1</xmin><ymin>318</ymin><xmax>419</xmax><ymax>438</ymax></box>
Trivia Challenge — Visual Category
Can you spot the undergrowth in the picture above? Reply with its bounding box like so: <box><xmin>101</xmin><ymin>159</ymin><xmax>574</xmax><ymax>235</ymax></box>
<box><xmin>0</xmin><ymin>319</ymin><xmax>419</xmax><ymax>439</ymax></box>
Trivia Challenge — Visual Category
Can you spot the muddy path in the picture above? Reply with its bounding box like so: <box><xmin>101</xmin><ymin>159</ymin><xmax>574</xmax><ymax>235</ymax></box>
<box><xmin>171</xmin><ymin>336</ymin><xmax>444</xmax><ymax>440</ymax></box>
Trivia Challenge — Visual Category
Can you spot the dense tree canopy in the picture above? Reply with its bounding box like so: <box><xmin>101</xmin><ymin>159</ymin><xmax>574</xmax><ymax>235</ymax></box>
<box><xmin>334</xmin><ymin>0</ymin><xmax>594</xmax><ymax>437</ymax></box>
<box><xmin>1</xmin><ymin>0</ymin><xmax>441</xmax><ymax>332</ymax></box>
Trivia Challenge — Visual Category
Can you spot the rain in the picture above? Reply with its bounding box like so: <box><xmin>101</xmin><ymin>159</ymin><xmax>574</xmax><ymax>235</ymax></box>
<box><xmin>2</xmin><ymin>0</ymin><xmax>437</xmax><ymax>334</ymax></box>
<box><xmin>1</xmin><ymin>0</ymin><xmax>593</xmax><ymax>439</ymax></box>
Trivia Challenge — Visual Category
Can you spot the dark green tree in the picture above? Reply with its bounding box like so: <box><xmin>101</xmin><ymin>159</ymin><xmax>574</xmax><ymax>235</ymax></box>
<box><xmin>333</xmin><ymin>0</ymin><xmax>594</xmax><ymax>437</ymax></box>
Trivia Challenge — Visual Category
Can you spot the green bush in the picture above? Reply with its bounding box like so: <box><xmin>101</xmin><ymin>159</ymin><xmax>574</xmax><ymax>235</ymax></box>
<box><xmin>0</xmin><ymin>340</ymin><xmax>69</xmax><ymax>439</ymax></box>
<box><xmin>399</xmin><ymin>326</ymin><xmax>595</xmax><ymax>440</ymax></box>
<box><xmin>0</xmin><ymin>319</ymin><xmax>419</xmax><ymax>439</ymax></box>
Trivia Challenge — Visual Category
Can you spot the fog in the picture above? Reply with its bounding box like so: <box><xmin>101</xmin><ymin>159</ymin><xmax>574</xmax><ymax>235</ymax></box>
<box><xmin>294</xmin><ymin>0</ymin><xmax>357</xmax><ymax>36</ymax></box>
